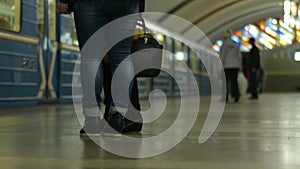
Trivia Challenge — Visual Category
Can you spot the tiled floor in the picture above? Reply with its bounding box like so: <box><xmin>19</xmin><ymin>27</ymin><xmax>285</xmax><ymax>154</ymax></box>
<box><xmin>0</xmin><ymin>93</ymin><xmax>300</xmax><ymax>169</ymax></box>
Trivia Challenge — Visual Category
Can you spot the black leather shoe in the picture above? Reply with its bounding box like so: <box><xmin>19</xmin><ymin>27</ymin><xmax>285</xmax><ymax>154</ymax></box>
<box><xmin>80</xmin><ymin>117</ymin><xmax>104</xmax><ymax>136</ymax></box>
<box><xmin>104</xmin><ymin>105</ymin><xmax>110</xmax><ymax>121</ymax></box>
<box><xmin>102</xmin><ymin>112</ymin><xmax>125</xmax><ymax>137</ymax></box>
<box><xmin>234</xmin><ymin>97</ymin><xmax>240</xmax><ymax>103</ymax></box>
<box><xmin>123</xmin><ymin>118</ymin><xmax>143</xmax><ymax>133</ymax></box>
<box><xmin>122</xmin><ymin>107</ymin><xmax>143</xmax><ymax>133</ymax></box>
<box><xmin>103</xmin><ymin>108</ymin><xmax>143</xmax><ymax>134</ymax></box>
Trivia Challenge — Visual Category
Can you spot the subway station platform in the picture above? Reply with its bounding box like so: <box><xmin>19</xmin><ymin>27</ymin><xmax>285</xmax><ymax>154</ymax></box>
<box><xmin>0</xmin><ymin>93</ymin><xmax>300</xmax><ymax>169</ymax></box>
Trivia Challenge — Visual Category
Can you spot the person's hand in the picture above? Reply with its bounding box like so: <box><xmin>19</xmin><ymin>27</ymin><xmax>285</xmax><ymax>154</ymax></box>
<box><xmin>57</xmin><ymin>1</ymin><xmax>71</xmax><ymax>14</ymax></box>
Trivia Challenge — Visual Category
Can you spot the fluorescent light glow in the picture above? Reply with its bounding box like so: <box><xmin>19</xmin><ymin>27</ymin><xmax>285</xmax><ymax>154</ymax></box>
<box><xmin>232</xmin><ymin>35</ymin><xmax>239</xmax><ymax>43</ymax></box>
<box><xmin>265</xmin><ymin>27</ymin><xmax>277</xmax><ymax>38</ymax></box>
<box><xmin>216</xmin><ymin>40</ymin><xmax>223</xmax><ymax>46</ymax></box>
<box><xmin>249</xmin><ymin>25</ymin><xmax>259</xmax><ymax>37</ymax></box>
<box><xmin>272</xmin><ymin>19</ymin><xmax>278</xmax><ymax>25</ymax></box>
<box><xmin>279</xmin><ymin>20</ymin><xmax>294</xmax><ymax>33</ymax></box>
<box><xmin>245</xmin><ymin>25</ymin><xmax>249</xmax><ymax>31</ymax></box>
<box><xmin>290</xmin><ymin>17</ymin><xmax>296</xmax><ymax>28</ymax></box>
<box><xmin>279</xmin><ymin>27</ymin><xmax>294</xmax><ymax>39</ymax></box>
<box><xmin>296</xmin><ymin>20</ymin><xmax>300</xmax><ymax>29</ymax></box>
<box><xmin>175</xmin><ymin>51</ymin><xmax>184</xmax><ymax>61</ymax></box>
<box><xmin>156</xmin><ymin>33</ymin><xmax>164</xmax><ymax>42</ymax></box>
<box><xmin>213</xmin><ymin>44</ymin><xmax>220</xmax><ymax>53</ymax></box>
<box><xmin>261</xmin><ymin>32</ymin><xmax>276</xmax><ymax>45</ymax></box>
<box><xmin>279</xmin><ymin>34</ymin><xmax>293</xmax><ymax>45</ymax></box>
<box><xmin>291</xmin><ymin>1</ymin><xmax>298</xmax><ymax>16</ymax></box>
<box><xmin>258</xmin><ymin>38</ymin><xmax>273</xmax><ymax>49</ymax></box>
<box><xmin>284</xmin><ymin>0</ymin><xmax>291</xmax><ymax>14</ymax></box>
<box><xmin>279</xmin><ymin>39</ymin><xmax>288</xmax><ymax>46</ymax></box>
<box><xmin>294</xmin><ymin>52</ymin><xmax>300</xmax><ymax>61</ymax></box>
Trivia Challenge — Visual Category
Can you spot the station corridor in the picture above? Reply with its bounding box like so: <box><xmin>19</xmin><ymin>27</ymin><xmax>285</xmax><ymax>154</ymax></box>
<box><xmin>0</xmin><ymin>93</ymin><xmax>299</xmax><ymax>169</ymax></box>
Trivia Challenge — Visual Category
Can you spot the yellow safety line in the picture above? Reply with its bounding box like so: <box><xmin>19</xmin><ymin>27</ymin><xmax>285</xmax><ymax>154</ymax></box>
<box><xmin>48</xmin><ymin>42</ymin><xmax>58</xmax><ymax>98</ymax></box>
<box><xmin>37</xmin><ymin>46</ymin><xmax>47</xmax><ymax>99</ymax></box>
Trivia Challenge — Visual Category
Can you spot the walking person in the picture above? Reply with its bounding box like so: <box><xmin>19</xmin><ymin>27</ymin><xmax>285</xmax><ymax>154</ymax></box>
<box><xmin>57</xmin><ymin>0</ymin><xmax>143</xmax><ymax>136</ymax></box>
<box><xmin>248</xmin><ymin>37</ymin><xmax>260</xmax><ymax>99</ymax></box>
<box><xmin>220</xmin><ymin>30</ymin><xmax>242</xmax><ymax>103</ymax></box>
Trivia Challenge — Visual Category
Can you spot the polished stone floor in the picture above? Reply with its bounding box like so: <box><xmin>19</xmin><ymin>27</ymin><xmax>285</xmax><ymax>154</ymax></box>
<box><xmin>0</xmin><ymin>93</ymin><xmax>300</xmax><ymax>169</ymax></box>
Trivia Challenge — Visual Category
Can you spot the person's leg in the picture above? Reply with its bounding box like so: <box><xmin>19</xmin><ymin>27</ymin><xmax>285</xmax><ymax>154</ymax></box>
<box><xmin>130</xmin><ymin>78</ymin><xmax>141</xmax><ymax>111</ymax></box>
<box><xmin>231</xmin><ymin>68</ymin><xmax>240</xmax><ymax>102</ymax></box>
<box><xmin>123</xmin><ymin>77</ymin><xmax>143</xmax><ymax>132</ymax></box>
<box><xmin>95</xmin><ymin>65</ymin><xmax>102</xmax><ymax>106</ymax></box>
<box><xmin>103</xmin><ymin>61</ymin><xmax>143</xmax><ymax>132</ymax></box>
<box><xmin>224</xmin><ymin>69</ymin><xmax>230</xmax><ymax>102</ymax></box>
<box><xmin>101</xmin><ymin>0</ymin><xmax>139</xmax><ymax>133</ymax></box>
<box><xmin>108</xmin><ymin>38</ymin><xmax>135</xmax><ymax>113</ymax></box>
<box><xmin>227</xmin><ymin>69</ymin><xmax>235</xmax><ymax>101</ymax></box>
<box><xmin>250</xmin><ymin>70</ymin><xmax>258</xmax><ymax>99</ymax></box>
<box><xmin>73</xmin><ymin>0</ymin><xmax>110</xmax><ymax>134</ymax></box>
<box><xmin>103</xmin><ymin>36</ymin><xmax>135</xmax><ymax>134</ymax></box>
<box><xmin>103</xmin><ymin>58</ymin><xmax>112</xmax><ymax>120</ymax></box>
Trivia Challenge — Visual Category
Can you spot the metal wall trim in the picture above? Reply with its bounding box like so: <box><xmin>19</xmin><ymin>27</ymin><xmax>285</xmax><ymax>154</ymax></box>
<box><xmin>37</xmin><ymin>46</ymin><xmax>47</xmax><ymax>99</ymax></box>
<box><xmin>0</xmin><ymin>82</ymin><xmax>37</xmax><ymax>86</ymax></box>
<box><xmin>0</xmin><ymin>66</ymin><xmax>37</xmax><ymax>72</ymax></box>
<box><xmin>61</xmin><ymin>59</ymin><xmax>80</xmax><ymax>64</ymax></box>
<box><xmin>0</xmin><ymin>31</ymin><xmax>39</xmax><ymax>46</ymax></box>
<box><xmin>60</xmin><ymin>43</ymin><xmax>79</xmax><ymax>52</ymax></box>
<box><xmin>61</xmin><ymin>95</ymin><xmax>82</xmax><ymax>99</ymax></box>
<box><xmin>47</xmin><ymin>42</ymin><xmax>58</xmax><ymax>98</ymax></box>
<box><xmin>0</xmin><ymin>97</ymin><xmax>37</xmax><ymax>101</ymax></box>
<box><xmin>0</xmin><ymin>50</ymin><xmax>37</xmax><ymax>58</ymax></box>
<box><xmin>61</xmin><ymin>83</ymin><xmax>81</xmax><ymax>87</ymax></box>
<box><xmin>61</xmin><ymin>71</ymin><xmax>80</xmax><ymax>76</ymax></box>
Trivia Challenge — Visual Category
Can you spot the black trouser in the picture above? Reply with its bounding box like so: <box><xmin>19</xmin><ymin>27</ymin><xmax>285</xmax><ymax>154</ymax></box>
<box><xmin>95</xmin><ymin>59</ymin><xmax>142</xmax><ymax>130</ymax></box>
<box><xmin>73</xmin><ymin>0</ymin><xmax>139</xmax><ymax>116</ymax></box>
<box><xmin>102</xmin><ymin>61</ymin><xmax>143</xmax><ymax>131</ymax></box>
<box><xmin>73</xmin><ymin>0</ymin><xmax>143</xmax><ymax>130</ymax></box>
<box><xmin>100</xmin><ymin>61</ymin><xmax>142</xmax><ymax>117</ymax></box>
<box><xmin>224</xmin><ymin>68</ymin><xmax>240</xmax><ymax>100</ymax></box>
<box><xmin>250</xmin><ymin>70</ymin><xmax>258</xmax><ymax>98</ymax></box>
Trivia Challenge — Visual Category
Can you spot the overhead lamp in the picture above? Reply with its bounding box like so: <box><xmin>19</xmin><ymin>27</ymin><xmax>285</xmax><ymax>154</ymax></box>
<box><xmin>283</xmin><ymin>0</ymin><xmax>299</xmax><ymax>28</ymax></box>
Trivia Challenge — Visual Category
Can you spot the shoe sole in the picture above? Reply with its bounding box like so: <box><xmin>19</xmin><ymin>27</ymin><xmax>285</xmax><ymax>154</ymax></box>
<box><xmin>80</xmin><ymin>133</ymin><xmax>101</xmax><ymax>137</ymax></box>
<box><xmin>100</xmin><ymin>132</ymin><xmax>122</xmax><ymax>137</ymax></box>
<box><xmin>123</xmin><ymin>123</ymin><xmax>142</xmax><ymax>133</ymax></box>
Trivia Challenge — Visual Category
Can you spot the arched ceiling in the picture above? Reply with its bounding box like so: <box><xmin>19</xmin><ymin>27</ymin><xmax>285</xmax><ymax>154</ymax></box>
<box><xmin>145</xmin><ymin>0</ymin><xmax>283</xmax><ymax>43</ymax></box>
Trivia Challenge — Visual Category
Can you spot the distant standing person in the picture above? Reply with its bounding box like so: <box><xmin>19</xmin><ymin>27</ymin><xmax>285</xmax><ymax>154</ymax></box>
<box><xmin>248</xmin><ymin>37</ymin><xmax>260</xmax><ymax>99</ymax></box>
<box><xmin>220</xmin><ymin>30</ymin><xmax>242</xmax><ymax>103</ymax></box>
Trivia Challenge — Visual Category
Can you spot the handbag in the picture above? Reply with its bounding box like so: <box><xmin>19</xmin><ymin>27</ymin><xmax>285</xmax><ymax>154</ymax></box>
<box><xmin>131</xmin><ymin>16</ymin><xmax>163</xmax><ymax>77</ymax></box>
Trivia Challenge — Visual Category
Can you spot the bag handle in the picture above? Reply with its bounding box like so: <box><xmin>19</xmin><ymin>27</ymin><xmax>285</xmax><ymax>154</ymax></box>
<box><xmin>136</xmin><ymin>16</ymin><xmax>148</xmax><ymax>43</ymax></box>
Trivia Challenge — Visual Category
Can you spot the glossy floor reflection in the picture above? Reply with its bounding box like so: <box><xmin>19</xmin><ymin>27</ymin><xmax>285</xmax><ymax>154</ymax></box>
<box><xmin>0</xmin><ymin>93</ymin><xmax>300</xmax><ymax>169</ymax></box>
